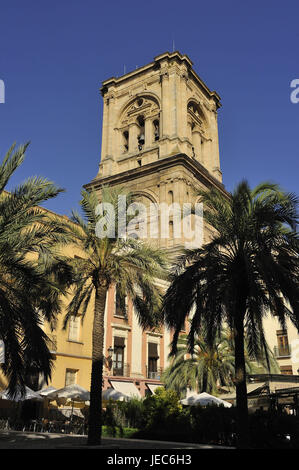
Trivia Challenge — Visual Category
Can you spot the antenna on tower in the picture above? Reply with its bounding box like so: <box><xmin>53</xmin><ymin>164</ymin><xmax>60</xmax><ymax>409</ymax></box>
<box><xmin>123</xmin><ymin>65</ymin><xmax>126</xmax><ymax>75</ymax></box>
<box><xmin>172</xmin><ymin>36</ymin><xmax>175</xmax><ymax>52</ymax></box>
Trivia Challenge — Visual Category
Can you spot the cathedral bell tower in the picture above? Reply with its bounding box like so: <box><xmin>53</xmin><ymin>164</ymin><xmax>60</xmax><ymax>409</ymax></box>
<box><xmin>85</xmin><ymin>51</ymin><xmax>227</xmax><ymax>251</ymax></box>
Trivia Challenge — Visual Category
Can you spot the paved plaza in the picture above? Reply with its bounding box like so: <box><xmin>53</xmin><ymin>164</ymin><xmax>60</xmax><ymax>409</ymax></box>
<box><xmin>0</xmin><ymin>430</ymin><xmax>231</xmax><ymax>449</ymax></box>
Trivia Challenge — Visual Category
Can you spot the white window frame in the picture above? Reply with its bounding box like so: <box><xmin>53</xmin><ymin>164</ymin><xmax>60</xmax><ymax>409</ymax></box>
<box><xmin>68</xmin><ymin>316</ymin><xmax>81</xmax><ymax>342</ymax></box>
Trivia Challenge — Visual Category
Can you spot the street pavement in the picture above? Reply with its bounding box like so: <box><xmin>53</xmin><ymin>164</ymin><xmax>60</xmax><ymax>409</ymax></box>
<box><xmin>0</xmin><ymin>430</ymin><xmax>232</xmax><ymax>449</ymax></box>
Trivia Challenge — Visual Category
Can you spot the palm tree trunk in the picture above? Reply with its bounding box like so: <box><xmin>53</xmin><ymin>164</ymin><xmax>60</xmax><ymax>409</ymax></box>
<box><xmin>87</xmin><ymin>284</ymin><xmax>107</xmax><ymax>445</ymax></box>
<box><xmin>234</xmin><ymin>313</ymin><xmax>250</xmax><ymax>449</ymax></box>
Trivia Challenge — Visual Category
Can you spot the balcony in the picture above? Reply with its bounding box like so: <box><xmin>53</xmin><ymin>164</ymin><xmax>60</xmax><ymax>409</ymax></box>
<box><xmin>146</xmin><ymin>366</ymin><xmax>163</xmax><ymax>380</ymax></box>
<box><xmin>112</xmin><ymin>363</ymin><xmax>130</xmax><ymax>377</ymax></box>
<box><xmin>274</xmin><ymin>345</ymin><xmax>291</xmax><ymax>358</ymax></box>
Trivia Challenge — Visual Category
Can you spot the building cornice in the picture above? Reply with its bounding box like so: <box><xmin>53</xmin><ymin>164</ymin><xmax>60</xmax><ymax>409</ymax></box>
<box><xmin>100</xmin><ymin>51</ymin><xmax>221</xmax><ymax>108</ymax></box>
<box><xmin>84</xmin><ymin>153</ymin><xmax>229</xmax><ymax>199</ymax></box>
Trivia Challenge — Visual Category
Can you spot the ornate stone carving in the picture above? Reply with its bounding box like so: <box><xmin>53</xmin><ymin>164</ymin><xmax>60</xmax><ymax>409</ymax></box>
<box><xmin>120</xmin><ymin>96</ymin><xmax>160</xmax><ymax>126</ymax></box>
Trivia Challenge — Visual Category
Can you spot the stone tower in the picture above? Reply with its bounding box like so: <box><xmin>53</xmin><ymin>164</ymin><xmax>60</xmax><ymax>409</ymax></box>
<box><xmin>85</xmin><ymin>51</ymin><xmax>227</xmax><ymax>251</ymax></box>
<box><xmin>82</xmin><ymin>52</ymin><xmax>230</xmax><ymax>394</ymax></box>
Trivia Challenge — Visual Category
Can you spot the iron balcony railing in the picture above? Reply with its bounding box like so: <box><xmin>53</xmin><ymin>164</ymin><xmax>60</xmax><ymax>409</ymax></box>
<box><xmin>146</xmin><ymin>366</ymin><xmax>163</xmax><ymax>380</ymax></box>
<box><xmin>112</xmin><ymin>363</ymin><xmax>130</xmax><ymax>377</ymax></box>
<box><xmin>274</xmin><ymin>345</ymin><xmax>291</xmax><ymax>358</ymax></box>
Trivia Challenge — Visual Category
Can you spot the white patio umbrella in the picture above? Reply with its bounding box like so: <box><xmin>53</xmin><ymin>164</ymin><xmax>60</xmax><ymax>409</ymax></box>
<box><xmin>102</xmin><ymin>387</ymin><xmax>128</xmax><ymax>402</ymax></box>
<box><xmin>59</xmin><ymin>407</ymin><xmax>85</xmax><ymax>419</ymax></box>
<box><xmin>47</xmin><ymin>384</ymin><xmax>90</xmax><ymax>421</ymax></box>
<box><xmin>37</xmin><ymin>386</ymin><xmax>57</xmax><ymax>397</ymax></box>
<box><xmin>0</xmin><ymin>385</ymin><xmax>43</xmax><ymax>402</ymax></box>
<box><xmin>47</xmin><ymin>384</ymin><xmax>90</xmax><ymax>402</ymax></box>
<box><xmin>181</xmin><ymin>392</ymin><xmax>232</xmax><ymax>408</ymax></box>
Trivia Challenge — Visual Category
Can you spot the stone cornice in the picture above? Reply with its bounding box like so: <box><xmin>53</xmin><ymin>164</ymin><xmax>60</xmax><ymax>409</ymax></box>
<box><xmin>111</xmin><ymin>323</ymin><xmax>131</xmax><ymax>331</ymax></box>
<box><xmin>84</xmin><ymin>153</ymin><xmax>229</xmax><ymax>198</ymax></box>
<box><xmin>100</xmin><ymin>51</ymin><xmax>221</xmax><ymax>109</ymax></box>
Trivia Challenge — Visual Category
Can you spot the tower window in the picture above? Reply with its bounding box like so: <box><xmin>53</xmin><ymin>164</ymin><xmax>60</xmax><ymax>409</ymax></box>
<box><xmin>169</xmin><ymin>220</ymin><xmax>174</xmax><ymax>239</ymax></box>
<box><xmin>168</xmin><ymin>190</ymin><xmax>174</xmax><ymax>204</ymax></box>
<box><xmin>137</xmin><ymin>115</ymin><xmax>145</xmax><ymax>149</ymax></box>
<box><xmin>153</xmin><ymin>119</ymin><xmax>160</xmax><ymax>141</ymax></box>
<box><xmin>123</xmin><ymin>130</ymin><xmax>129</xmax><ymax>153</ymax></box>
<box><xmin>137</xmin><ymin>115</ymin><xmax>145</xmax><ymax>127</ymax></box>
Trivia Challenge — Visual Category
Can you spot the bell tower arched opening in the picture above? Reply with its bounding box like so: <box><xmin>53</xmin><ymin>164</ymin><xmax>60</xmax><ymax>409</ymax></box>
<box><xmin>187</xmin><ymin>100</ymin><xmax>207</xmax><ymax>165</ymax></box>
<box><xmin>97</xmin><ymin>51</ymin><xmax>222</xmax><ymax>181</ymax></box>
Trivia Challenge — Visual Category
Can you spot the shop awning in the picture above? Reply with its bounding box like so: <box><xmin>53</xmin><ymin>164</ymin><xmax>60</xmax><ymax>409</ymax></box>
<box><xmin>110</xmin><ymin>380</ymin><xmax>141</xmax><ymax>398</ymax></box>
<box><xmin>219</xmin><ymin>383</ymin><xmax>268</xmax><ymax>401</ymax></box>
<box><xmin>247</xmin><ymin>383</ymin><xmax>268</xmax><ymax>396</ymax></box>
<box><xmin>146</xmin><ymin>383</ymin><xmax>162</xmax><ymax>394</ymax></box>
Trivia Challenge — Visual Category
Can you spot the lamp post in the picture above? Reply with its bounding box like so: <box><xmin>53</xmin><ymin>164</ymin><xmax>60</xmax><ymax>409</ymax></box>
<box><xmin>108</xmin><ymin>346</ymin><xmax>114</xmax><ymax>358</ymax></box>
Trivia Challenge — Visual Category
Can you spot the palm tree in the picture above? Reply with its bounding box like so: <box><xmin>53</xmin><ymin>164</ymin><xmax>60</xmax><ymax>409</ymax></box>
<box><xmin>64</xmin><ymin>186</ymin><xmax>167</xmax><ymax>445</ymax></box>
<box><xmin>0</xmin><ymin>143</ymin><xmax>70</xmax><ymax>396</ymax></box>
<box><xmin>162</xmin><ymin>330</ymin><xmax>235</xmax><ymax>396</ymax></box>
<box><xmin>163</xmin><ymin>180</ymin><xmax>299</xmax><ymax>448</ymax></box>
<box><xmin>162</xmin><ymin>328</ymin><xmax>279</xmax><ymax>397</ymax></box>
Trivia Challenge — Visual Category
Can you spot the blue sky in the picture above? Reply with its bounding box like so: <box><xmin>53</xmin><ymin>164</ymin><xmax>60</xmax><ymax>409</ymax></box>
<box><xmin>0</xmin><ymin>0</ymin><xmax>298</xmax><ymax>215</ymax></box>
